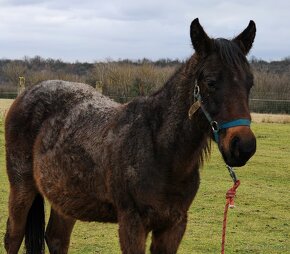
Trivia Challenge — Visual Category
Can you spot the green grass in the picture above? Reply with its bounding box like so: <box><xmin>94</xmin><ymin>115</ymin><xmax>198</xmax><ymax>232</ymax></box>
<box><xmin>0</xmin><ymin>116</ymin><xmax>289</xmax><ymax>253</ymax></box>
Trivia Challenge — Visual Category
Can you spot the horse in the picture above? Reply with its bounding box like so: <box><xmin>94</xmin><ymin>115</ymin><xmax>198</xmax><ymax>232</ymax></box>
<box><xmin>4</xmin><ymin>18</ymin><xmax>257</xmax><ymax>254</ymax></box>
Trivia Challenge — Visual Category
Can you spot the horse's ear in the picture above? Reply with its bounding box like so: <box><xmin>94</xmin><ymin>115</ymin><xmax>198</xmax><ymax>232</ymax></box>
<box><xmin>233</xmin><ymin>20</ymin><xmax>256</xmax><ymax>55</ymax></box>
<box><xmin>190</xmin><ymin>18</ymin><xmax>212</xmax><ymax>56</ymax></box>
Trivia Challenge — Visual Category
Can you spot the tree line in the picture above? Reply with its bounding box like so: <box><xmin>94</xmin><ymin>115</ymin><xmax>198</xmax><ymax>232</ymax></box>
<box><xmin>0</xmin><ymin>56</ymin><xmax>289</xmax><ymax>113</ymax></box>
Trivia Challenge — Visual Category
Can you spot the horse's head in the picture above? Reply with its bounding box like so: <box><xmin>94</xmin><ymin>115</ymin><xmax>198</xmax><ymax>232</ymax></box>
<box><xmin>190</xmin><ymin>18</ymin><xmax>256</xmax><ymax>167</ymax></box>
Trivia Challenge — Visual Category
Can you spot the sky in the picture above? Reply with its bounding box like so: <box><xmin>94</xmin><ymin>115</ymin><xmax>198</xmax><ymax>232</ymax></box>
<box><xmin>0</xmin><ymin>0</ymin><xmax>289</xmax><ymax>62</ymax></box>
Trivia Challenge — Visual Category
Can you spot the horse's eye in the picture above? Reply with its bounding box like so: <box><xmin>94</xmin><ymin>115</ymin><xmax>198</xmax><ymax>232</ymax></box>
<box><xmin>207</xmin><ymin>80</ymin><xmax>216</xmax><ymax>87</ymax></box>
<box><xmin>205</xmin><ymin>79</ymin><xmax>216</xmax><ymax>89</ymax></box>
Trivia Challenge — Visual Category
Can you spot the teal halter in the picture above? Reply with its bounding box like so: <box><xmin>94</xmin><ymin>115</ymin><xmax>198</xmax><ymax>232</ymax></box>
<box><xmin>190</xmin><ymin>80</ymin><xmax>251</xmax><ymax>143</ymax></box>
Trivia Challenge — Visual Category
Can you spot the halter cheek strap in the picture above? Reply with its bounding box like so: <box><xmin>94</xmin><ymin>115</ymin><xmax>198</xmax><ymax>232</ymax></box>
<box><xmin>188</xmin><ymin>80</ymin><xmax>251</xmax><ymax>143</ymax></box>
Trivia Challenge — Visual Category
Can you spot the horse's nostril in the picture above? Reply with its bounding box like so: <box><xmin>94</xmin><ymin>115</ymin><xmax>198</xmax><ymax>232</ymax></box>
<box><xmin>240</xmin><ymin>138</ymin><xmax>256</xmax><ymax>159</ymax></box>
<box><xmin>230</xmin><ymin>136</ymin><xmax>240</xmax><ymax>158</ymax></box>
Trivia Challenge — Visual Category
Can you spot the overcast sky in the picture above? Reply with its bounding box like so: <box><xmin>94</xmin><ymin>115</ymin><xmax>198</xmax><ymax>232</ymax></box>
<box><xmin>0</xmin><ymin>0</ymin><xmax>289</xmax><ymax>62</ymax></box>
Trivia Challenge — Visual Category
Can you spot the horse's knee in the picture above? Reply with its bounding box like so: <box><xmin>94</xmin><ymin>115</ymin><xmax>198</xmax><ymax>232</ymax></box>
<box><xmin>150</xmin><ymin>217</ymin><xmax>187</xmax><ymax>254</ymax></box>
<box><xmin>45</xmin><ymin>209</ymin><xmax>75</xmax><ymax>254</ymax></box>
<box><xmin>118</xmin><ymin>211</ymin><xmax>147</xmax><ymax>254</ymax></box>
<box><xmin>45</xmin><ymin>232</ymin><xmax>62</xmax><ymax>254</ymax></box>
<box><xmin>46</xmin><ymin>231</ymin><xmax>72</xmax><ymax>254</ymax></box>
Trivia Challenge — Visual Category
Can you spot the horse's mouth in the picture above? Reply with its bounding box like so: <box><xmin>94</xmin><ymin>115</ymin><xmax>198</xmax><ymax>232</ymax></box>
<box><xmin>221</xmin><ymin>151</ymin><xmax>251</xmax><ymax>167</ymax></box>
<box><xmin>219</xmin><ymin>127</ymin><xmax>257</xmax><ymax>167</ymax></box>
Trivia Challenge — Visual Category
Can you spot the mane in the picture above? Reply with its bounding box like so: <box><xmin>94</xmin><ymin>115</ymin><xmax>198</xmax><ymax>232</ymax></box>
<box><xmin>213</xmin><ymin>38</ymin><xmax>248</xmax><ymax>68</ymax></box>
<box><xmin>147</xmin><ymin>56</ymin><xmax>212</xmax><ymax>169</ymax></box>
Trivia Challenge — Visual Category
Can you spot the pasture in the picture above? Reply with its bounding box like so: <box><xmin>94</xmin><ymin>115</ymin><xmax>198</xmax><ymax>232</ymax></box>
<box><xmin>0</xmin><ymin>99</ymin><xmax>289</xmax><ymax>253</ymax></box>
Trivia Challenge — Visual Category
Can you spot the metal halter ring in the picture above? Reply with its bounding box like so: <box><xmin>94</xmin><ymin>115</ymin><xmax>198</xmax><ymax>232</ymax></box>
<box><xmin>194</xmin><ymin>84</ymin><xmax>200</xmax><ymax>98</ymax></box>
<box><xmin>211</xmin><ymin>121</ymin><xmax>219</xmax><ymax>132</ymax></box>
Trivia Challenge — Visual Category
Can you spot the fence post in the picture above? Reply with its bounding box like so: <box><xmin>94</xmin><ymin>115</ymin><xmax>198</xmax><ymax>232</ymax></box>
<box><xmin>96</xmin><ymin>80</ymin><xmax>103</xmax><ymax>94</ymax></box>
<box><xmin>18</xmin><ymin>76</ymin><xmax>25</xmax><ymax>95</ymax></box>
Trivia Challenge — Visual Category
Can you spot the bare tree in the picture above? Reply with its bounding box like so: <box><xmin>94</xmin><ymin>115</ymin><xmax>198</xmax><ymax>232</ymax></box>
<box><xmin>2</xmin><ymin>61</ymin><xmax>27</xmax><ymax>85</ymax></box>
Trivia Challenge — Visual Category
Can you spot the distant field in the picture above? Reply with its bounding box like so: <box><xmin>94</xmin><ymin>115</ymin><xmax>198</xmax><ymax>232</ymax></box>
<box><xmin>0</xmin><ymin>100</ymin><xmax>290</xmax><ymax>253</ymax></box>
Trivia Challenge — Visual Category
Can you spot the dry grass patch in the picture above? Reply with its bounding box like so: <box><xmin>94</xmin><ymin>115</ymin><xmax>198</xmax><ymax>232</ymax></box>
<box><xmin>252</xmin><ymin>113</ymin><xmax>290</xmax><ymax>124</ymax></box>
<box><xmin>0</xmin><ymin>99</ymin><xmax>14</xmax><ymax>118</ymax></box>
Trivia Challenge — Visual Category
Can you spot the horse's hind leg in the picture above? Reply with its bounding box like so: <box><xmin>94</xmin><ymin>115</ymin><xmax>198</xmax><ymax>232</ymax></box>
<box><xmin>4</xmin><ymin>135</ymin><xmax>45</xmax><ymax>253</ymax></box>
<box><xmin>4</xmin><ymin>184</ymin><xmax>37</xmax><ymax>254</ymax></box>
<box><xmin>45</xmin><ymin>208</ymin><xmax>76</xmax><ymax>254</ymax></box>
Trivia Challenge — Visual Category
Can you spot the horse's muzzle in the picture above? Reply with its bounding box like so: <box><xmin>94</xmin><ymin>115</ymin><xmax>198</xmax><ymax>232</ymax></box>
<box><xmin>220</xmin><ymin>126</ymin><xmax>256</xmax><ymax>167</ymax></box>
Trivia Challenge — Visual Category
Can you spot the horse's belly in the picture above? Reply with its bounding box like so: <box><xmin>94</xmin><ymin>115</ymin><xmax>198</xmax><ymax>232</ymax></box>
<box><xmin>52</xmin><ymin>196</ymin><xmax>118</xmax><ymax>222</ymax></box>
<box><xmin>38</xmin><ymin>174</ymin><xmax>117</xmax><ymax>222</ymax></box>
<box><xmin>34</xmin><ymin>152</ymin><xmax>117</xmax><ymax>222</ymax></box>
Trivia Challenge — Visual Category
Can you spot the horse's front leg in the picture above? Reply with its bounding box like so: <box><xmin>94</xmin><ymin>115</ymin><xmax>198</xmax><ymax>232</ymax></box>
<box><xmin>150</xmin><ymin>215</ymin><xmax>187</xmax><ymax>254</ymax></box>
<box><xmin>118</xmin><ymin>209</ymin><xmax>147</xmax><ymax>254</ymax></box>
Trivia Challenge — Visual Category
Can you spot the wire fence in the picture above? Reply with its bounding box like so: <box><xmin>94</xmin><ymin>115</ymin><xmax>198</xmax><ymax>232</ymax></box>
<box><xmin>250</xmin><ymin>98</ymin><xmax>290</xmax><ymax>114</ymax></box>
<box><xmin>0</xmin><ymin>92</ymin><xmax>17</xmax><ymax>99</ymax></box>
<box><xmin>249</xmin><ymin>91</ymin><xmax>290</xmax><ymax>114</ymax></box>
<box><xmin>0</xmin><ymin>91</ymin><xmax>289</xmax><ymax>114</ymax></box>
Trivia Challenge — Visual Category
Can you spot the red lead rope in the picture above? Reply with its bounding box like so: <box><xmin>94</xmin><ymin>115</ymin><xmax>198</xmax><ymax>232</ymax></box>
<box><xmin>221</xmin><ymin>179</ymin><xmax>240</xmax><ymax>254</ymax></box>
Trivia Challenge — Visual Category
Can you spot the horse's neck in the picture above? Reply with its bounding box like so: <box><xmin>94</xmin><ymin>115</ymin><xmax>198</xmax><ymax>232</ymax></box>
<box><xmin>150</xmin><ymin>58</ymin><xmax>210</xmax><ymax>171</ymax></box>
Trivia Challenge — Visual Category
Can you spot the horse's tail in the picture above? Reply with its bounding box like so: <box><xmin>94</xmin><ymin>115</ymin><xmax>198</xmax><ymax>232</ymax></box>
<box><xmin>25</xmin><ymin>194</ymin><xmax>45</xmax><ymax>254</ymax></box>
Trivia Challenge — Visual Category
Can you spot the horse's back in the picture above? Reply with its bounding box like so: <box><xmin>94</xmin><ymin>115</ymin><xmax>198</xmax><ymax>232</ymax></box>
<box><xmin>5</xmin><ymin>80</ymin><xmax>119</xmax><ymax>183</ymax></box>
<box><xmin>6</xmin><ymin>80</ymin><xmax>118</xmax><ymax>138</ymax></box>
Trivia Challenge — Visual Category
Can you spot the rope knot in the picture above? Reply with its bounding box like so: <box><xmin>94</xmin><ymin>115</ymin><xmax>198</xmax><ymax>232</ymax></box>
<box><xmin>226</xmin><ymin>180</ymin><xmax>240</xmax><ymax>208</ymax></box>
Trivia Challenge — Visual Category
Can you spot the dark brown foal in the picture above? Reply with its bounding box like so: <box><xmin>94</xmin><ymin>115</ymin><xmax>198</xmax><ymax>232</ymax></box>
<box><xmin>4</xmin><ymin>18</ymin><xmax>256</xmax><ymax>253</ymax></box>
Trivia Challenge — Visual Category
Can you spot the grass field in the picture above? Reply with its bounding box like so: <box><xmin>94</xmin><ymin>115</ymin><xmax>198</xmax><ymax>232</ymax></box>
<box><xmin>0</xmin><ymin>99</ymin><xmax>289</xmax><ymax>253</ymax></box>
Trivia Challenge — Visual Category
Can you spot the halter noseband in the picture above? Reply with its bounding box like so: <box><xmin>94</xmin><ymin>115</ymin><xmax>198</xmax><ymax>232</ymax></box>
<box><xmin>188</xmin><ymin>80</ymin><xmax>251</xmax><ymax>143</ymax></box>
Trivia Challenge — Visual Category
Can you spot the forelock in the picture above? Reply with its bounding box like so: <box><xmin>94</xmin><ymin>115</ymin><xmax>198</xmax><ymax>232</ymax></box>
<box><xmin>213</xmin><ymin>38</ymin><xmax>248</xmax><ymax>68</ymax></box>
